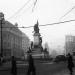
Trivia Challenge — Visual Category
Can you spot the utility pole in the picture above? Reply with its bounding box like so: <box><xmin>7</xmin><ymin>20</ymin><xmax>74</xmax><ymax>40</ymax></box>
<box><xmin>0</xmin><ymin>12</ymin><xmax>4</xmax><ymax>65</ymax></box>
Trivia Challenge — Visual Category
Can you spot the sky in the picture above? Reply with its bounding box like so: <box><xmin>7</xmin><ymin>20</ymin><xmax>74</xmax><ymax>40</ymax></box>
<box><xmin>0</xmin><ymin>0</ymin><xmax>75</xmax><ymax>53</ymax></box>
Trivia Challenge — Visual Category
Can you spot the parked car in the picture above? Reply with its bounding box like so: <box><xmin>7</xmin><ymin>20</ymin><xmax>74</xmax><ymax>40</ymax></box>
<box><xmin>53</xmin><ymin>55</ymin><xmax>66</xmax><ymax>63</ymax></box>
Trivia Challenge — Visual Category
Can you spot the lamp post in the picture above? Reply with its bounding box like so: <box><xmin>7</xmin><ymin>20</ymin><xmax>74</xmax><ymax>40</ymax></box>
<box><xmin>0</xmin><ymin>12</ymin><xmax>4</xmax><ymax>64</ymax></box>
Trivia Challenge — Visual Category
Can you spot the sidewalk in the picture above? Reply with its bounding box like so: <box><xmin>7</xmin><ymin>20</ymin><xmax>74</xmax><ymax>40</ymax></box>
<box><xmin>0</xmin><ymin>62</ymin><xmax>27</xmax><ymax>71</ymax></box>
<box><xmin>0</xmin><ymin>62</ymin><xmax>11</xmax><ymax>71</ymax></box>
<box><xmin>54</xmin><ymin>68</ymin><xmax>75</xmax><ymax>75</ymax></box>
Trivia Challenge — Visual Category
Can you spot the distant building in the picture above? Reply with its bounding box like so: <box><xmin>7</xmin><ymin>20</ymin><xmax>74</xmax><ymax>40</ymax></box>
<box><xmin>22</xmin><ymin>33</ymin><xmax>30</xmax><ymax>54</ymax></box>
<box><xmin>65</xmin><ymin>35</ymin><xmax>75</xmax><ymax>55</ymax></box>
<box><xmin>43</xmin><ymin>48</ymin><xmax>49</xmax><ymax>59</ymax></box>
<box><xmin>44</xmin><ymin>43</ymin><xmax>49</xmax><ymax>53</ymax></box>
<box><xmin>51</xmin><ymin>50</ymin><xmax>58</xmax><ymax>58</ymax></box>
<box><xmin>0</xmin><ymin>21</ymin><xmax>30</xmax><ymax>58</ymax></box>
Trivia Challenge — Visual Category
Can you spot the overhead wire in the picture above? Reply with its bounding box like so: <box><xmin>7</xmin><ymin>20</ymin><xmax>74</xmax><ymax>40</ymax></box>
<box><xmin>12</xmin><ymin>2</ymin><xmax>34</xmax><ymax>19</ymax></box>
<box><xmin>60</xmin><ymin>6</ymin><xmax>75</xmax><ymax>20</ymax></box>
<box><xmin>32</xmin><ymin>0</ymin><xmax>37</xmax><ymax>12</ymax></box>
<box><xmin>17</xmin><ymin>0</ymin><xmax>37</xmax><ymax>18</ymax></box>
<box><xmin>3</xmin><ymin>1</ymin><xmax>75</xmax><ymax>29</ymax></box>
<box><xmin>7</xmin><ymin>0</ymin><xmax>31</xmax><ymax>20</ymax></box>
<box><xmin>1</xmin><ymin>19</ymin><xmax>75</xmax><ymax>28</ymax></box>
<box><xmin>40</xmin><ymin>19</ymin><xmax>75</xmax><ymax>27</ymax></box>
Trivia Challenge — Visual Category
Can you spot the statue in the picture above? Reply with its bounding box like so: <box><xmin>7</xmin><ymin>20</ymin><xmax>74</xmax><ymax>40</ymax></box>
<box><xmin>34</xmin><ymin>21</ymin><xmax>39</xmax><ymax>33</ymax></box>
<box><xmin>39</xmin><ymin>37</ymin><xmax>42</xmax><ymax>45</ymax></box>
<box><xmin>31</xmin><ymin>20</ymin><xmax>43</xmax><ymax>58</ymax></box>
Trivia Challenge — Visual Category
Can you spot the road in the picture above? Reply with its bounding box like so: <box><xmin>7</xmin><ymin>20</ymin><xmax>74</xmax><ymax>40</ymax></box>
<box><xmin>0</xmin><ymin>61</ymin><xmax>75</xmax><ymax>75</ymax></box>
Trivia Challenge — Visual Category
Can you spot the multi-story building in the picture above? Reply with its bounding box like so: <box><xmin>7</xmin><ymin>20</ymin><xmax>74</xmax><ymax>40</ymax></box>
<box><xmin>0</xmin><ymin>21</ymin><xmax>30</xmax><ymax>58</ymax></box>
<box><xmin>22</xmin><ymin>33</ymin><xmax>30</xmax><ymax>53</ymax></box>
<box><xmin>65</xmin><ymin>35</ymin><xmax>75</xmax><ymax>55</ymax></box>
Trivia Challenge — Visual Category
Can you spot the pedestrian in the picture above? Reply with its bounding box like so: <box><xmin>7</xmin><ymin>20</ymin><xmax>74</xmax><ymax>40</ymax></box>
<box><xmin>11</xmin><ymin>56</ymin><xmax>17</xmax><ymax>75</ymax></box>
<box><xmin>0</xmin><ymin>57</ymin><xmax>1</xmax><ymax>65</ymax></box>
<box><xmin>67</xmin><ymin>53</ymin><xmax>74</xmax><ymax>75</ymax></box>
<box><xmin>0</xmin><ymin>56</ymin><xmax>3</xmax><ymax>66</ymax></box>
<box><xmin>27</xmin><ymin>54</ymin><xmax>36</xmax><ymax>75</ymax></box>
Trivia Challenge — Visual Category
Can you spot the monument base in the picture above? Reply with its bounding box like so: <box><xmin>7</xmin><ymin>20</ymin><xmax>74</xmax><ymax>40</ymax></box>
<box><xmin>31</xmin><ymin>47</ymin><xmax>43</xmax><ymax>58</ymax></box>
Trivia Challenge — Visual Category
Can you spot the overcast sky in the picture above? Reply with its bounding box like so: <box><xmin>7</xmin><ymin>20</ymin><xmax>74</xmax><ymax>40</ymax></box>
<box><xmin>0</xmin><ymin>0</ymin><xmax>75</xmax><ymax>53</ymax></box>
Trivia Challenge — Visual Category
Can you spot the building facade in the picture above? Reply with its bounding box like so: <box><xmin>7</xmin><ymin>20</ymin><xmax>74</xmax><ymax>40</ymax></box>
<box><xmin>65</xmin><ymin>35</ymin><xmax>75</xmax><ymax>55</ymax></box>
<box><xmin>0</xmin><ymin>21</ymin><xmax>30</xmax><ymax>58</ymax></box>
<box><xmin>22</xmin><ymin>33</ymin><xmax>30</xmax><ymax>54</ymax></box>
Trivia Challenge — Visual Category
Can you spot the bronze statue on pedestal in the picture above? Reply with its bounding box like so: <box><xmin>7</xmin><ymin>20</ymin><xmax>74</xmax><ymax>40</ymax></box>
<box><xmin>34</xmin><ymin>21</ymin><xmax>39</xmax><ymax>33</ymax></box>
<box><xmin>33</xmin><ymin>21</ymin><xmax>43</xmax><ymax>49</ymax></box>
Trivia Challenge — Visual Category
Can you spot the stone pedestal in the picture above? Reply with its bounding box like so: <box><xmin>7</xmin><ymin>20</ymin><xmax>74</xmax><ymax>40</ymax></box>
<box><xmin>33</xmin><ymin>33</ymin><xmax>40</xmax><ymax>47</ymax></box>
<box><xmin>29</xmin><ymin>21</ymin><xmax>44</xmax><ymax>58</ymax></box>
<box><xmin>31</xmin><ymin>33</ymin><xmax>43</xmax><ymax>58</ymax></box>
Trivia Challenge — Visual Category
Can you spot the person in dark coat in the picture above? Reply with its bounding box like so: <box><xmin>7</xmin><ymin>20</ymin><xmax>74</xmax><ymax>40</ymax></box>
<box><xmin>67</xmin><ymin>53</ymin><xmax>74</xmax><ymax>75</ymax></box>
<box><xmin>27</xmin><ymin>54</ymin><xmax>36</xmax><ymax>75</ymax></box>
<box><xmin>0</xmin><ymin>57</ymin><xmax>1</xmax><ymax>65</ymax></box>
<box><xmin>11</xmin><ymin>56</ymin><xmax>17</xmax><ymax>75</ymax></box>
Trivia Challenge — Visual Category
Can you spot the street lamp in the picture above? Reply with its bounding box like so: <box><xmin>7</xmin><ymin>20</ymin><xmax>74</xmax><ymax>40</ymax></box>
<box><xmin>0</xmin><ymin>12</ymin><xmax>4</xmax><ymax>64</ymax></box>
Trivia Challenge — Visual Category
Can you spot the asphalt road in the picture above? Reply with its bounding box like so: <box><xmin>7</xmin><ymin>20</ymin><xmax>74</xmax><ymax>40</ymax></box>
<box><xmin>0</xmin><ymin>61</ymin><xmax>75</xmax><ymax>75</ymax></box>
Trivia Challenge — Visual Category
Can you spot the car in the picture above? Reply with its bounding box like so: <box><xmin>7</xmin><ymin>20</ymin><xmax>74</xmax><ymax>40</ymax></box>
<box><xmin>53</xmin><ymin>55</ymin><xmax>66</xmax><ymax>63</ymax></box>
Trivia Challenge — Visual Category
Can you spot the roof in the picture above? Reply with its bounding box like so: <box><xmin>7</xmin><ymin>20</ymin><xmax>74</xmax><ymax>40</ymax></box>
<box><xmin>0</xmin><ymin>20</ymin><xmax>22</xmax><ymax>35</ymax></box>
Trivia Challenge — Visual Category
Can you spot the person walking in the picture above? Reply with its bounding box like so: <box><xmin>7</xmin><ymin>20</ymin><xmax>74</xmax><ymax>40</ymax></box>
<box><xmin>11</xmin><ymin>56</ymin><xmax>17</xmax><ymax>75</ymax></box>
<box><xmin>67</xmin><ymin>53</ymin><xmax>74</xmax><ymax>75</ymax></box>
<box><xmin>27</xmin><ymin>54</ymin><xmax>36</xmax><ymax>75</ymax></box>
